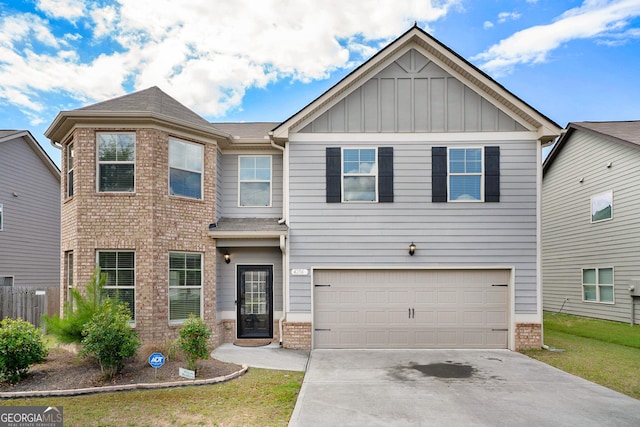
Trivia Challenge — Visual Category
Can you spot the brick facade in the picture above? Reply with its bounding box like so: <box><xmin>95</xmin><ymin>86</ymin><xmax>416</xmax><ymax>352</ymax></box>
<box><xmin>282</xmin><ymin>322</ymin><xmax>311</xmax><ymax>350</ymax></box>
<box><xmin>60</xmin><ymin>127</ymin><xmax>218</xmax><ymax>344</ymax></box>
<box><xmin>514</xmin><ymin>323</ymin><xmax>542</xmax><ymax>351</ymax></box>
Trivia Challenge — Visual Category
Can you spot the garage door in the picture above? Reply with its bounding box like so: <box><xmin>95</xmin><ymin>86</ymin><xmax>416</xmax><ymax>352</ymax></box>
<box><xmin>313</xmin><ymin>269</ymin><xmax>509</xmax><ymax>349</ymax></box>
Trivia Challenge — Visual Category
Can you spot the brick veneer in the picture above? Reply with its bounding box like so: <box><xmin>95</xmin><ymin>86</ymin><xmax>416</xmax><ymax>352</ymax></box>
<box><xmin>515</xmin><ymin>322</ymin><xmax>542</xmax><ymax>351</ymax></box>
<box><xmin>282</xmin><ymin>322</ymin><xmax>311</xmax><ymax>350</ymax></box>
<box><xmin>60</xmin><ymin>127</ymin><xmax>218</xmax><ymax>344</ymax></box>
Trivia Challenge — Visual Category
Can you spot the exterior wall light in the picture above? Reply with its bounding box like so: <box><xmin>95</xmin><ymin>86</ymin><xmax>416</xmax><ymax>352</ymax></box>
<box><xmin>224</xmin><ymin>253</ymin><xmax>231</xmax><ymax>264</ymax></box>
<box><xmin>409</xmin><ymin>242</ymin><xmax>416</xmax><ymax>256</ymax></box>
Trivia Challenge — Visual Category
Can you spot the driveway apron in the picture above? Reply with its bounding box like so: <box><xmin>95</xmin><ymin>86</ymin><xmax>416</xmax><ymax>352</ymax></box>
<box><xmin>289</xmin><ymin>349</ymin><xmax>640</xmax><ymax>427</ymax></box>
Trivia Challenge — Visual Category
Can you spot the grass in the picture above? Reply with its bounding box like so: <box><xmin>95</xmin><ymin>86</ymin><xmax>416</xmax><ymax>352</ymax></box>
<box><xmin>0</xmin><ymin>368</ymin><xmax>304</xmax><ymax>427</ymax></box>
<box><xmin>522</xmin><ymin>312</ymin><xmax>640</xmax><ymax>400</ymax></box>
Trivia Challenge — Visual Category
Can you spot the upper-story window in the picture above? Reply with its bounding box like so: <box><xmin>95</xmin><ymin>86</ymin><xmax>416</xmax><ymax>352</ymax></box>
<box><xmin>67</xmin><ymin>142</ymin><xmax>74</xmax><ymax>197</ymax></box>
<box><xmin>449</xmin><ymin>148</ymin><xmax>483</xmax><ymax>201</ymax></box>
<box><xmin>343</xmin><ymin>148</ymin><xmax>377</xmax><ymax>202</ymax></box>
<box><xmin>239</xmin><ymin>156</ymin><xmax>271</xmax><ymax>207</ymax></box>
<box><xmin>97</xmin><ymin>133</ymin><xmax>135</xmax><ymax>192</ymax></box>
<box><xmin>169</xmin><ymin>138</ymin><xmax>203</xmax><ymax>199</ymax></box>
<box><xmin>591</xmin><ymin>191</ymin><xmax>613</xmax><ymax>223</ymax></box>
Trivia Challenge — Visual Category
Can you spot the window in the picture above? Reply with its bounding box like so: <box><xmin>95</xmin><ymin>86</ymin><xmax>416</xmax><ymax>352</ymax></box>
<box><xmin>239</xmin><ymin>156</ymin><xmax>271</xmax><ymax>207</ymax></box>
<box><xmin>97</xmin><ymin>133</ymin><xmax>135</xmax><ymax>192</ymax></box>
<box><xmin>0</xmin><ymin>277</ymin><xmax>13</xmax><ymax>287</ymax></box>
<box><xmin>325</xmin><ymin>147</ymin><xmax>393</xmax><ymax>203</ymax></box>
<box><xmin>583</xmin><ymin>267</ymin><xmax>614</xmax><ymax>303</ymax></box>
<box><xmin>67</xmin><ymin>142</ymin><xmax>74</xmax><ymax>197</ymax></box>
<box><xmin>169</xmin><ymin>252</ymin><xmax>202</xmax><ymax>322</ymax></box>
<box><xmin>591</xmin><ymin>191</ymin><xmax>613</xmax><ymax>223</ymax></box>
<box><xmin>432</xmin><ymin>146</ymin><xmax>500</xmax><ymax>203</ymax></box>
<box><xmin>98</xmin><ymin>251</ymin><xmax>135</xmax><ymax>320</ymax></box>
<box><xmin>65</xmin><ymin>251</ymin><xmax>73</xmax><ymax>303</ymax></box>
<box><xmin>343</xmin><ymin>148</ymin><xmax>377</xmax><ymax>202</ymax></box>
<box><xmin>169</xmin><ymin>138</ymin><xmax>203</xmax><ymax>199</ymax></box>
<box><xmin>0</xmin><ymin>203</ymin><xmax>3</xmax><ymax>231</ymax></box>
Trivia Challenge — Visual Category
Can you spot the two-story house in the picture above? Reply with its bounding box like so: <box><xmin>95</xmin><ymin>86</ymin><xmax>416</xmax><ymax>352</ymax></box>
<box><xmin>542</xmin><ymin>121</ymin><xmax>640</xmax><ymax>325</ymax></box>
<box><xmin>46</xmin><ymin>26</ymin><xmax>561</xmax><ymax>350</ymax></box>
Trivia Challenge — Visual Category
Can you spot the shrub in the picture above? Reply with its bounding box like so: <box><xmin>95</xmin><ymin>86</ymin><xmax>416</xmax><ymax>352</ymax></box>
<box><xmin>43</xmin><ymin>268</ymin><xmax>109</xmax><ymax>343</ymax></box>
<box><xmin>179</xmin><ymin>314</ymin><xmax>212</xmax><ymax>372</ymax></box>
<box><xmin>0</xmin><ymin>318</ymin><xmax>48</xmax><ymax>383</ymax></box>
<box><xmin>80</xmin><ymin>299</ymin><xmax>140</xmax><ymax>379</ymax></box>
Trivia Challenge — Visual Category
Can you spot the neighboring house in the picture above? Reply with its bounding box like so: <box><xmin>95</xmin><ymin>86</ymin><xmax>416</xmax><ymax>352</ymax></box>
<box><xmin>542</xmin><ymin>121</ymin><xmax>640</xmax><ymax>325</ymax></box>
<box><xmin>45</xmin><ymin>26</ymin><xmax>561</xmax><ymax>350</ymax></box>
<box><xmin>0</xmin><ymin>130</ymin><xmax>61</xmax><ymax>291</ymax></box>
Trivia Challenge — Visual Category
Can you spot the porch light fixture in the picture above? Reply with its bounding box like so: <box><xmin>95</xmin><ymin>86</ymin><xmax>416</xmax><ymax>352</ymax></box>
<box><xmin>409</xmin><ymin>242</ymin><xmax>416</xmax><ymax>256</ymax></box>
<box><xmin>224</xmin><ymin>253</ymin><xmax>231</xmax><ymax>264</ymax></box>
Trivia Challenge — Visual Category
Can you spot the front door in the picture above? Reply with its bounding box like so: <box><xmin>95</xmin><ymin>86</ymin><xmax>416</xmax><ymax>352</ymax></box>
<box><xmin>237</xmin><ymin>265</ymin><xmax>273</xmax><ymax>339</ymax></box>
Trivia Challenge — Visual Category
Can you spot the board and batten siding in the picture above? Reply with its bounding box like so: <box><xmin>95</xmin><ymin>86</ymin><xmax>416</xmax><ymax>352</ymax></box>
<box><xmin>542</xmin><ymin>131</ymin><xmax>640</xmax><ymax>324</ymax></box>
<box><xmin>287</xmin><ymin>135</ymin><xmax>539</xmax><ymax>313</ymax></box>
<box><xmin>215</xmin><ymin>148</ymin><xmax>224</xmax><ymax>221</ymax></box>
<box><xmin>219</xmin><ymin>153</ymin><xmax>283</xmax><ymax>218</ymax></box>
<box><xmin>0</xmin><ymin>136</ymin><xmax>60</xmax><ymax>288</ymax></box>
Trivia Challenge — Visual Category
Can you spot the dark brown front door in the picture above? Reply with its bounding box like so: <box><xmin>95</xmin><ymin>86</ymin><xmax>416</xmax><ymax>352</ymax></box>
<box><xmin>237</xmin><ymin>265</ymin><xmax>273</xmax><ymax>339</ymax></box>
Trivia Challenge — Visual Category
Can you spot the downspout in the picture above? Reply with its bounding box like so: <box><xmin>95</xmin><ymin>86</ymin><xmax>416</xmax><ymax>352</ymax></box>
<box><xmin>270</xmin><ymin>138</ymin><xmax>288</xmax><ymax>346</ymax></box>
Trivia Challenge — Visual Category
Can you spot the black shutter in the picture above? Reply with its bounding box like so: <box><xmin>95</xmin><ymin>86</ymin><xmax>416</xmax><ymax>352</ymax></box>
<box><xmin>485</xmin><ymin>146</ymin><xmax>500</xmax><ymax>202</ymax></box>
<box><xmin>378</xmin><ymin>147</ymin><xmax>394</xmax><ymax>203</ymax></box>
<box><xmin>432</xmin><ymin>147</ymin><xmax>447</xmax><ymax>202</ymax></box>
<box><xmin>326</xmin><ymin>147</ymin><xmax>341</xmax><ymax>203</ymax></box>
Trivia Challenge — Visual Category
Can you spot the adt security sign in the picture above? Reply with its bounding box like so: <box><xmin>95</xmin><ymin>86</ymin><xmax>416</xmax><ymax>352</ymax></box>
<box><xmin>149</xmin><ymin>352</ymin><xmax>165</xmax><ymax>368</ymax></box>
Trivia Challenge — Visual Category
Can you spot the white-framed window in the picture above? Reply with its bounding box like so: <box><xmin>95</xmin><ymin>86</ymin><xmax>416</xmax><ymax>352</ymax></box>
<box><xmin>97</xmin><ymin>133</ymin><xmax>135</xmax><ymax>192</ymax></box>
<box><xmin>67</xmin><ymin>142</ymin><xmax>74</xmax><ymax>197</ymax></box>
<box><xmin>169</xmin><ymin>138</ymin><xmax>203</xmax><ymax>199</ymax></box>
<box><xmin>65</xmin><ymin>251</ymin><xmax>74</xmax><ymax>303</ymax></box>
<box><xmin>169</xmin><ymin>252</ymin><xmax>202</xmax><ymax>323</ymax></box>
<box><xmin>591</xmin><ymin>190</ymin><xmax>613</xmax><ymax>223</ymax></box>
<box><xmin>98</xmin><ymin>251</ymin><xmax>135</xmax><ymax>320</ymax></box>
<box><xmin>448</xmin><ymin>147</ymin><xmax>483</xmax><ymax>202</ymax></box>
<box><xmin>582</xmin><ymin>267</ymin><xmax>614</xmax><ymax>304</ymax></box>
<box><xmin>239</xmin><ymin>156</ymin><xmax>271</xmax><ymax>207</ymax></box>
<box><xmin>0</xmin><ymin>203</ymin><xmax>3</xmax><ymax>231</ymax></box>
<box><xmin>0</xmin><ymin>276</ymin><xmax>13</xmax><ymax>287</ymax></box>
<box><xmin>342</xmin><ymin>148</ymin><xmax>377</xmax><ymax>202</ymax></box>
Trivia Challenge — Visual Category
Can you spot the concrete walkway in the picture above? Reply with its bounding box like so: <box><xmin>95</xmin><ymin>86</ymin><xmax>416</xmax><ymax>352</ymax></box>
<box><xmin>289</xmin><ymin>349</ymin><xmax>640</xmax><ymax>427</ymax></box>
<box><xmin>211</xmin><ymin>343</ymin><xmax>310</xmax><ymax>372</ymax></box>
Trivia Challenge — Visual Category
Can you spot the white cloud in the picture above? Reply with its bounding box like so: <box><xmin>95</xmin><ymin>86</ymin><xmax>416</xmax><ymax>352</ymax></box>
<box><xmin>484</xmin><ymin>21</ymin><xmax>494</xmax><ymax>30</ymax></box>
<box><xmin>0</xmin><ymin>0</ymin><xmax>461</xmax><ymax>119</ymax></box>
<box><xmin>497</xmin><ymin>12</ymin><xmax>521</xmax><ymax>23</ymax></box>
<box><xmin>473</xmin><ymin>0</ymin><xmax>640</xmax><ymax>75</ymax></box>
<box><xmin>36</xmin><ymin>0</ymin><xmax>86</xmax><ymax>21</ymax></box>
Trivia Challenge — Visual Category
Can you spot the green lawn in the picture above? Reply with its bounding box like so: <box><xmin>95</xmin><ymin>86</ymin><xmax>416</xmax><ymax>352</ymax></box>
<box><xmin>0</xmin><ymin>368</ymin><xmax>304</xmax><ymax>427</ymax></box>
<box><xmin>522</xmin><ymin>313</ymin><xmax>640</xmax><ymax>400</ymax></box>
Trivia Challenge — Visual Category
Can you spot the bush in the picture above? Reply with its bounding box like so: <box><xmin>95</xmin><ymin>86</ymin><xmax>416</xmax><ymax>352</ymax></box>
<box><xmin>179</xmin><ymin>314</ymin><xmax>212</xmax><ymax>372</ymax></box>
<box><xmin>43</xmin><ymin>268</ymin><xmax>109</xmax><ymax>343</ymax></box>
<box><xmin>79</xmin><ymin>299</ymin><xmax>140</xmax><ymax>379</ymax></box>
<box><xmin>0</xmin><ymin>318</ymin><xmax>48</xmax><ymax>383</ymax></box>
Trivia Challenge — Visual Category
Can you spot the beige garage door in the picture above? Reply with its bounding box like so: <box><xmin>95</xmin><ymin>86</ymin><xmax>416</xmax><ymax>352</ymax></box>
<box><xmin>313</xmin><ymin>269</ymin><xmax>509</xmax><ymax>349</ymax></box>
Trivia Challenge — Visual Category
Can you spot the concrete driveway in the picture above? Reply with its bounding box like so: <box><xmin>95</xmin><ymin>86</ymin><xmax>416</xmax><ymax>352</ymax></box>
<box><xmin>289</xmin><ymin>349</ymin><xmax>640</xmax><ymax>427</ymax></box>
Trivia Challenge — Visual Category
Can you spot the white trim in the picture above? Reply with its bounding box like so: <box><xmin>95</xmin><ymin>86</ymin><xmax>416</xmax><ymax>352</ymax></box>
<box><xmin>66</xmin><ymin>141</ymin><xmax>74</xmax><ymax>198</ymax></box>
<box><xmin>536</xmin><ymin>139</ymin><xmax>543</xmax><ymax>333</ymax></box>
<box><xmin>289</xmin><ymin>131</ymin><xmax>540</xmax><ymax>143</ymax></box>
<box><xmin>238</xmin><ymin>155</ymin><xmax>273</xmax><ymax>208</ymax></box>
<box><xmin>590</xmin><ymin>190</ymin><xmax>613</xmax><ymax>223</ymax></box>
<box><xmin>581</xmin><ymin>267</ymin><xmax>615</xmax><ymax>304</ymax></box>
<box><xmin>168</xmin><ymin>137</ymin><xmax>204</xmax><ymax>200</ymax></box>
<box><xmin>0</xmin><ymin>203</ymin><xmax>3</xmax><ymax>231</ymax></box>
<box><xmin>447</xmin><ymin>147</ymin><xmax>484</xmax><ymax>202</ymax></box>
<box><xmin>341</xmin><ymin>147</ymin><xmax>378</xmax><ymax>203</ymax></box>
<box><xmin>96</xmin><ymin>250</ymin><xmax>136</xmax><ymax>322</ymax></box>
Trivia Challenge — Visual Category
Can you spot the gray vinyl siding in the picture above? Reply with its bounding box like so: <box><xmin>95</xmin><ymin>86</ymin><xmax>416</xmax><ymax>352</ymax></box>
<box><xmin>0</xmin><ymin>136</ymin><xmax>60</xmax><ymax>288</ymax></box>
<box><xmin>219</xmin><ymin>153</ymin><xmax>283</xmax><ymax>218</ymax></box>
<box><xmin>288</xmin><ymin>137</ymin><xmax>539</xmax><ymax>313</ymax></box>
<box><xmin>542</xmin><ymin>131</ymin><xmax>640</xmax><ymax>324</ymax></box>
<box><xmin>215</xmin><ymin>147</ymin><xmax>223</xmax><ymax>221</ymax></box>
<box><xmin>300</xmin><ymin>49</ymin><xmax>526</xmax><ymax>134</ymax></box>
<box><xmin>215</xmin><ymin>247</ymin><xmax>283</xmax><ymax>312</ymax></box>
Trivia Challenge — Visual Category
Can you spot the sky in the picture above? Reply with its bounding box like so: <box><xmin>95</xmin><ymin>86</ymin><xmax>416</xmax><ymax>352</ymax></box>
<box><xmin>1</xmin><ymin>0</ymin><xmax>640</xmax><ymax>167</ymax></box>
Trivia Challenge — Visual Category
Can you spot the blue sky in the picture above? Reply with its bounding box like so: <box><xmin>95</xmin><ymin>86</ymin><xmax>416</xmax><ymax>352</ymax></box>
<box><xmin>1</xmin><ymin>0</ymin><xmax>639</xmax><ymax>166</ymax></box>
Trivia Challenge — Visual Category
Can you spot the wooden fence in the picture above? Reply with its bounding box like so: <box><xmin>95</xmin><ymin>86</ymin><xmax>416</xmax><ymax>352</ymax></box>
<box><xmin>0</xmin><ymin>286</ymin><xmax>60</xmax><ymax>328</ymax></box>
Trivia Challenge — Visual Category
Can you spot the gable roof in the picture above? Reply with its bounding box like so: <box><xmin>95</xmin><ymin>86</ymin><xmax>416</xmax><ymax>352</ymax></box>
<box><xmin>46</xmin><ymin>86</ymin><xmax>232</xmax><ymax>145</ymax></box>
<box><xmin>0</xmin><ymin>130</ymin><xmax>61</xmax><ymax>179</ymax></box>
<box><xmin>543</xmin><ymin>120</ymin><xmax>640</xmax><ymax>173</ymax></box>
<box><xmin>271</xmin><ymin>25</ymin><xmax>561</xmax><ymax>143</ymax></box>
